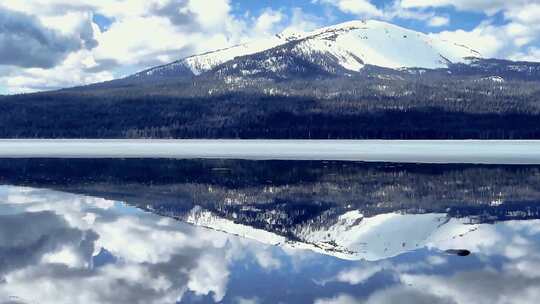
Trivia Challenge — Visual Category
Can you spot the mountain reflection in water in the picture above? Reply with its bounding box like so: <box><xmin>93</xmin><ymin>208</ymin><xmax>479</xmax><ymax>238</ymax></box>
<box><xmin>0</xmin><ymin>159</ymin><xmax>539</xmax><ymax>303</ymax></box>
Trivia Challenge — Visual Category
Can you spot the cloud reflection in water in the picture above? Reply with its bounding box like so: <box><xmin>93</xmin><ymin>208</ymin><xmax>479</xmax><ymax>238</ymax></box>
<box><xmin>0</xmin><ymin>185</ymin><xmax>539</xmax><ymax>304</ymax></box>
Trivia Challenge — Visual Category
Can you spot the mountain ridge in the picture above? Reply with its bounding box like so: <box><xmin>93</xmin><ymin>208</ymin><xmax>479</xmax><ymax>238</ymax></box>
<box><xmin>129</xmin><ymin>19</ymin><xmax>482</xmax><ymax>81</ymax></box>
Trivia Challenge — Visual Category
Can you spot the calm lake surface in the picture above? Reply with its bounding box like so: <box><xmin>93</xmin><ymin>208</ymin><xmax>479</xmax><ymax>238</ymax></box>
<box><xmin>1</xmin><ymin>158</ymin><xmax>540</xmax><ymax>303</ymax></box>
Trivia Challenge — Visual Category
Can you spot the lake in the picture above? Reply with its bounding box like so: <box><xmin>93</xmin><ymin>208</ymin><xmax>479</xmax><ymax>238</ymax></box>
<box><xmin>1</xmin><ymin>157</ymin><xmax>540</xmax><ymax>303</ymax></box>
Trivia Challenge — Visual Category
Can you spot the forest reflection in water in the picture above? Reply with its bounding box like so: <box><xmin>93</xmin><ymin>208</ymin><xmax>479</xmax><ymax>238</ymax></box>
<box><xmin>0</xmin><ymin>159</ymin><xmax>539</xmax><ymax>303</ymax></box>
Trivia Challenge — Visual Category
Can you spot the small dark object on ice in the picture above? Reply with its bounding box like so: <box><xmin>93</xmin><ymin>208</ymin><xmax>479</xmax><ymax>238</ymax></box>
<box><xmin>444</xmin><ymin>249</ymin><xmax>471</xmax><ymax>256</ymax></box>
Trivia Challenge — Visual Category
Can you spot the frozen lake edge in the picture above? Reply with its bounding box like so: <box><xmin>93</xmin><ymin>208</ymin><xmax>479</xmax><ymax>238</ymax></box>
<box><xmin>0</xmin><ymin>139</ymin><xmax>539</xmax><ymax>164</ymax></box>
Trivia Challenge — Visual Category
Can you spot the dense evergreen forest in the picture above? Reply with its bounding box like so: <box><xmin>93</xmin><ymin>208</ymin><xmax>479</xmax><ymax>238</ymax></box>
<box><xmin>2</xmin><ymin>59</ymin><xmax>540</xmax><ymax>139</ymax></box>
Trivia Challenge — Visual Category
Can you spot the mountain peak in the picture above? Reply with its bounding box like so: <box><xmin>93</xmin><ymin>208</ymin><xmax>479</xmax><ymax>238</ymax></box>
<box><xmin>276</xmin><ymin>28</ymin><xmax>306</xmax><ymax>41</ymax></box>
<box><xmin>133</xmin><ymin>19</ymin><xmax>482</xmax><ymax>80</ymax></box>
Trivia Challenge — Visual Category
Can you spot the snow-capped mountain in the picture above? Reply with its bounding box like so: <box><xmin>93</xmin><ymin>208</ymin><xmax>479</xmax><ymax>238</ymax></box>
<box><xmin>134</xmin><ymin>35</ymin><xmax>290</xmax><ymax>79</ymax></box>
<box><xmin>132</xmin><ymin>20</ymin><xmax>481</xmax><ymax>80</ymax></box>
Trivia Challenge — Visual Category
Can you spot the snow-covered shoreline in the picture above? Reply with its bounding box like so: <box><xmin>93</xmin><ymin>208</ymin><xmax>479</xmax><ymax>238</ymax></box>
<box><xmin>0</xmin><ymin>139</ymin><xmax>539</xmax><ymax>164</ymax></box>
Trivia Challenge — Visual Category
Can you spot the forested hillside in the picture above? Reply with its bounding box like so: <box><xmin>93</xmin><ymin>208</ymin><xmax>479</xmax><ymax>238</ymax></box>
<box><xmin>1</xmin><ymin>64</ymin><xmax>540</xmax><ymax>139</ymax></box>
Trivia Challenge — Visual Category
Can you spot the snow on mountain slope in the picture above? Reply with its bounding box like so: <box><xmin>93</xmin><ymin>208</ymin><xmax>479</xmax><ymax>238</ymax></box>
<box><xmin>135</xmin><ymin>35</ymin><xmax>291</xmax><ymax>78</ymax></box>
<box><xmin>295</xmin><ymin>20</ymin><xmax>480</xmax><ymax>70</ymax></box>
<box><xmin>135</xmin><ymin>20</ymin><xmax>481</xmax><ymax>80</ymax></box>
<box><xmin>182</xmin><ymin>36</ymin><xmax>290</xmax><ymax>75</ymax></box>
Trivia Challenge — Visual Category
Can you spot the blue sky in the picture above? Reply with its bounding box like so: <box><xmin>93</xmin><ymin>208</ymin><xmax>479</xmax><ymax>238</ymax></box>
<box><xmin>232</xmin><ymin>0</ymin><xmax>489</xmax><ymax>32</ymax></box>
<box><xmin>1</xmin><ymin>0</ymin><xmax>539</xmax><ymax>94</ymax></box>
